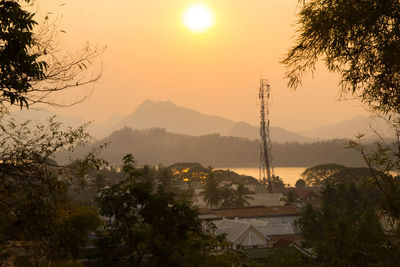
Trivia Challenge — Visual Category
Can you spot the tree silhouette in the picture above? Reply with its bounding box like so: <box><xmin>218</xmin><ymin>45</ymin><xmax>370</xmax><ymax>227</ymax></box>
<box><xmin>202</xmin><ymin>171</ymin><xmax>221</xmax><ymax>208</ymax></box>
<box><xmin>283</xmin><ymin>0</ymin><xmax>400</xmax><ymax>115</ymax></box>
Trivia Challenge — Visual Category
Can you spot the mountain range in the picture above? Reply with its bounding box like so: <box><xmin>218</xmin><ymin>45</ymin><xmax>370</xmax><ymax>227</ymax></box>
<box><xmin>7</xmin><ymin>100</ymin><xmax>391</xmax><ymax>142</ymax></box>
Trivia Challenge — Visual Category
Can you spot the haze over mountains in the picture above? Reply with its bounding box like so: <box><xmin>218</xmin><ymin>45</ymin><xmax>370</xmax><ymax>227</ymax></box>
<box><xmin>8</xmin><ymin>100</ymin><xmax>391</xmax><ymax>142</ymax></box>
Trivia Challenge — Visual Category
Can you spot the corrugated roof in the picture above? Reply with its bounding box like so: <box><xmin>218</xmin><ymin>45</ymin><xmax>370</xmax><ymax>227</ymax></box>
<box><xmin>215</xmin><ymin>219</ymin><xmax>266</xmax><ymax>246</ymax></box>
<box><xmin>258</xmin><ymin>223</ymin><xmax>295</xmax><ymax>236</ymax></box>
<box><xmin>215</xmin><ymin>219</ymin><xmax>251</xmax><ymax>242</ymax></box>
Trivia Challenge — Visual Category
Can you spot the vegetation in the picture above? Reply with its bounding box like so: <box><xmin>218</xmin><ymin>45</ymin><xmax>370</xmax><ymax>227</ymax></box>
<box><xmin>202</xmin><ymin>172</ymin><xmax>221</xmax><ymax>208</ymax></box>
<box><xmin>297</xmin><ymin>181</ymin><xmax>399</xmax><ymax>266</ymax></box>
<box><xmin>281</xmin><ymin>190</ymin><xmax>298</xmax><ymax>206</ymax></box>
<box><xmin>60</xmin><ymin>127</ymin><xmax>368</xmax><ymax>167</ymax></box>
<box><xmin>0</xmin><ymin>0</ymin><xmax>102</xmax><ymax>109</ymax></box>
<box><xmin>219</xmin><ymin>182</ymin><xmax>253</xmax><ymax>208</ymax></box>
<box><xmin>283</xmin><ymin>0</ymin><xmax>400</xmax><ymax>115</ymax></box>
<box><xmin>295</xmin><ymin>179</ymin><xmax>306</xmax><ymax>188</ymax></box>
<box><xmin>95</xmin><ymin>155</ymin><xmax>245</xmax><ymax>266</ymax></box>
<box><xmin>0</xmin><ymin>1</ymin><xmax>104</xmax><ymax>265</ymax></box>
<box><xmin>0</xmin><ymin>116</ymin><xmax>102</xmax><ymax>265</ymax></box>
<box><xmin>283</xmin><ymin>1</ymin><xmax>400</xmax><ymax>265</ymax></box>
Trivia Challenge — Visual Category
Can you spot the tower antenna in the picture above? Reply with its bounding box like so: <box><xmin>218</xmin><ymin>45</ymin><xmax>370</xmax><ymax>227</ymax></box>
<box><xmin>259</xmin><ymin>79</ymin><xmax>274</xmax><ymax>193</ymax></box>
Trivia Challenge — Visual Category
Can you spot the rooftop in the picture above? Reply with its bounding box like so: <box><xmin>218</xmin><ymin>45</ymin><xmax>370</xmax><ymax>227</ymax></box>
<box><xmin>199</xmin><ymin>205</ymin><xmax>300</xmax><ymax>219</ymax></box>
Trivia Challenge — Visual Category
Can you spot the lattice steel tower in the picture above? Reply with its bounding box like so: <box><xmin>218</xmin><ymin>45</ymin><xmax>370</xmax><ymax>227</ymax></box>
<box><xmin>259</xmin><ymin>79</ymin><xmax>274</xmax><ymax>193</ymax></box>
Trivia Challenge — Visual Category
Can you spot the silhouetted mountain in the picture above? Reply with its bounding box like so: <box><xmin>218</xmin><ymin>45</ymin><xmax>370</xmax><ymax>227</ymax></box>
<box><xmin>94</xmin><ymin>100</ymin><xmax>311</xmax><ymax>142</ymax></box>
<box><xmin>105</xmin><ymin>100</ymin><xmax>234</xmax><ymax>137</ymax></box>
<box><xmin>58</xmin><ymin>127</ymin><xmax>366</xmax><ymax>167</ymax></box>
<box><xmin>300</xmin><ymin>115</ymin><xmax>391</xmax><ymax>140</ymax></box>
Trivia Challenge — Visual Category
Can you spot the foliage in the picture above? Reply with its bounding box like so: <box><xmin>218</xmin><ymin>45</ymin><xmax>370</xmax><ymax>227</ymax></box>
<box><xmin>295</xmin><ymin>178</ymin><xmax>306</xmax><ymax>188</ymax></box>
<box><xmin>281</xmin><ymin>189</ymin><xmax>298</xmax><ymax>206</ymax></box>
<box><xmin>297</xmin><ymin>182</ymin><xmax>398</xmax><ymax>266</ymax></box>
<box><xmin>301</xmin><ymin>163</ymin><xmax>347</xmax><ymax>185</ymax></box>
<box><xmin>270</xmin><ymin>175</ymin><xmax>286</xmax><ymax>191</ymax></box>
<box><xmin>263</xmin><ymin>247</ymin><xmax>316</xmax><ymax>267</ymax></box>
<box><xmin>0</xmin><ymin>115</ymin><xmax>103</xmax><ymax>265</ymax></box>
<box><xmin>220</xmin><ymin>182</ymin><xmax>253</xmax><ymax>208</ymax></box>
<box><xmin>96</xmin><ymin>155</ymin><xmax>236</xmax><ymax>266</ymax></box>
<box><xmin>0</xmin><ymin>0</ymin><xmax>43</xmax><ymax>107</ymax></box>
<box><xmin>202</xmin><ymin>172</ymin><xmax>222</xmax><ymax>208</ymax></box>
<box><xmin>283</xmin><ymin>0</ymin><xmax>400</xmax><ymax>115</ymax></box>
<box><xmin>0</xmin><ymin>0</ymin><xmax>102</xmax><ymax>109</ymax></box>
<box><xmin>349</xmin><ymin>135</ymin><xmax>400</xmax><ymax>220</ymax></box>
<box><xmin>66</xmin><ymin>127</ymin><xmax>367</xmax><ymax>167</ymax></box>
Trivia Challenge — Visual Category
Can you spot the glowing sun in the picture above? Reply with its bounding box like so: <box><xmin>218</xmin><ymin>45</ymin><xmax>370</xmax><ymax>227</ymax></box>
<box><xmin>183</xmin><ymin>3</ymin><xmax>214</xmax><ymax>33</ymax></box>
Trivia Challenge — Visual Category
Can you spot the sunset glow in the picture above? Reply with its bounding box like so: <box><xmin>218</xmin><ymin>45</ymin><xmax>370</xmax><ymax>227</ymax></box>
<box><xmin>183</xmin><ymin>3</ymin><xmax>214</xmax><ymax>33</ymax></box>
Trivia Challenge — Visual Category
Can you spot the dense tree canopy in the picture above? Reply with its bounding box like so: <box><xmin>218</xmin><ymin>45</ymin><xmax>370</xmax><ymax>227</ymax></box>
<box><xmin>283</xmin><ymin>0</ymin><xmax>400</xmax><ymax>115</ymax></box>
<box><xmin>96</xmin><ymin>155</ymin><xmax>242</xmax><ymax>266</ymax></box>
<box><xmin>0</xmin><ymin>116</ymin><xmax>102</xmax><ymax>265</ymax></box>
<box><xmin>298</xmin><ymin>182</ymin><xmax>398</xmax><ymax>266</ymax></box>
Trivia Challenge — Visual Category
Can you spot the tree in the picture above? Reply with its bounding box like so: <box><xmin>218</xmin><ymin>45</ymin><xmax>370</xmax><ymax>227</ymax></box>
<box><xmin>263</xmin><ymin>247</ymin><xmax>316</xmax><ymax>267</ymax></box>
<box><xmin>220</xmin><ymin>182</ymin><xmax>253</xmax><ymax>208</ymax></box>
<box><xmin>202</xmin><ymin>172</ymin><xmax>222</xmax><ymax>208</ymax></box>
<box><xmin>271</xmin><ymin>175</ymin><xmax>286</xmax><ymax>191</ymax></box>
<box><xmin>96</xmin><ymin>155</ymin><xmax>240</xmax><ymax>266</ymax></box>
<box><xmin>281</xmin><ymin>189</ymin><xmax>298</xmax><ymax>206</ymax></box>
<box><xmin>0</xmin><ymin>0</ymin><xmax>102</xmax><ymax>109</ymax></box>
<box><xmin>301</xmin><ymin>163</ymin><xmax>347</xmax><ymax>185</ymax></box>
<box><xmin>158</xmin><ymin>166</ymin><xmax>175</xmax><ymax>192</ymax></box>
<box><xmin>0</xmin><ymin>116</ymin><xmax>102</xmax><ymax>265</ymax></box>
<box><xmin>282</xmin><ymin>0</ymin><xmax>400</xmax><ymax>115</ymax></box>
<box><xmin>297</xmin><ymin>182</ymin><xmax>398</xmax><ymax>266</ymax></box>
<box><xmin>295</xmin><ymin>179</ymin><xmax>306</xmax><ymax>188</ymax></box>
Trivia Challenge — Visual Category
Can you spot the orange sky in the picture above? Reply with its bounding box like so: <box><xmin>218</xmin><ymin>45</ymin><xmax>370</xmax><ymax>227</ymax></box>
<box><xmin>36</xmin><ymin>0</ymin><xmax>366</xmax><ymax>131</ymax></box>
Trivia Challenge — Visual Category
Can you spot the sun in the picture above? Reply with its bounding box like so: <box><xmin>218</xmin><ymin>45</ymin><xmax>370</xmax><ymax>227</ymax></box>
<box><xmin>183</xmin><ymin>3</ymin><xmax>214</xmax><ymax>33</ymax></box>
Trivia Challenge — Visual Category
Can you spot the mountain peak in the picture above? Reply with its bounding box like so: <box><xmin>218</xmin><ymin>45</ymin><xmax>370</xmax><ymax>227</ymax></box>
<box><xmin>139</xmin><ymin>99</ymin><xmax>176</xmax><ymax>109</ymax></box>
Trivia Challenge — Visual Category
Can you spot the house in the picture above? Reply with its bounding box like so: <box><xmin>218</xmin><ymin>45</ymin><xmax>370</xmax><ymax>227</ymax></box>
<box><xmin>199</xmin><ymin>205</ymin><xmax>300</xmax><ymax>232</ymax></box>
<box><xmin>213</xmin><ymin>218</ymin><xmax>302</xmax><ymax>249</ymax></box>
<box><xmin>215</xmin><ymin>219</ymin><xmax>267</xmax><ymax>249</ymax></box>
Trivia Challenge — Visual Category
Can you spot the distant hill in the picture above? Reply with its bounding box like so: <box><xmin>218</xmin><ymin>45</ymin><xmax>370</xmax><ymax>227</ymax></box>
<box><xmin>228</xmin><ymin>121</ymin><xmax>312</xmax><ymax>143</ymax></box>
<box><xmin>96</xmin><ymin>100</ymin><xmax>234</xmax><ymax>138</ymax></box>
<box><xmin>300</xmin><ymin>115</ymin><xmax>392</xmax><ymax>140</ymax></box>
<box><xmin>9</xmin><ymin>101</ymin><xmax>390</xmax><ymax>143</ymax></box>
<box><xmin>93</xmin><ymin>100</ymin><xmax>312</xmax><ymax>143</ymax></box>
<box><xmin>58</xmin><ymin>127</ymin><xmax>366</xmax><ymax>167</ymax></box>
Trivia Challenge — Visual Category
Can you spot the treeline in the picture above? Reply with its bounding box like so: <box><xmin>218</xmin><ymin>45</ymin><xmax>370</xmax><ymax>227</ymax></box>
<box><xmin>59</xmin><ymin>127</ymin><xmax>368</xmax><ymax>167</ymax></box>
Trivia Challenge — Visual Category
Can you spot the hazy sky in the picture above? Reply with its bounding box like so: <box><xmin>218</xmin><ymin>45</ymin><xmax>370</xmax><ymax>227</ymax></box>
<box><xmin>36</xmin><ymin>0</ymin><xmax>367</xmax><ymax>131</ymax></box>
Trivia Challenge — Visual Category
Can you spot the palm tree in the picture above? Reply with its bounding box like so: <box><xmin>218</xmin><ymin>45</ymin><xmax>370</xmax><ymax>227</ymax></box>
<box><xmin>281</xmin><ymin>190</ymin><xmax>298</xmax><ymax>206</ymax></box>
<box><xmin>221</xmin><ymin>182</ymin><xmax>253</xmax><ymax>207</ymax></box>
<box><xmin>231</xmin><ymin>182</ymin><xmax>253</xmax><ymax>207</ymax></box>
<box><xmin>202</xmin><ymin>172</ymin><xmax>221</xmax><ymax>208</ymax></box>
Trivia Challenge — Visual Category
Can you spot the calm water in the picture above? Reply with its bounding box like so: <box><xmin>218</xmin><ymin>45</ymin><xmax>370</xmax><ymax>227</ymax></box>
<box><xmin>217</xmin><ymin>167</ymin><xmax>307</xmax><ymax>186</ymax></box>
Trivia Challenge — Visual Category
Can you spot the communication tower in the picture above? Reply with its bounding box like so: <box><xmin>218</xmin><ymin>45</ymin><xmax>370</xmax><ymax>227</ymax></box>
<box><xmin>258</xmin><ymin>79</ymin><xmax>274</xmax><ymax>192</ymax></box>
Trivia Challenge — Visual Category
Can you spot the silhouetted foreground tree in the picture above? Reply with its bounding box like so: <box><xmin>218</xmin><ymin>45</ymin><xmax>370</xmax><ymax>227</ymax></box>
<box><xmin>96</xmin><ymin>155</ymin><xmax>245</xmax><ymax>267</ymax></box>
<box><xmin>298</xmin><ymin>182</ymin><xmax>400</xmax><ymax>266</ymax></box>
<box><xmin>285</xmin><ymin>0</ymin><xmax>400</xmax><ymax>226</ymax></box>
<box><xmin>0</xmin><ymin>0</ymin><xmax>102</xmax><ymax>109</ymax></box>
<box><xmin>283</xmin><ymin>0</ymin><xmax>400</xmax><ymax>115</ymax></box>
<box><xmin>0</xmin><ymin>116</ymin><xmax>102</xmax><ymax>265</ymax></box>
